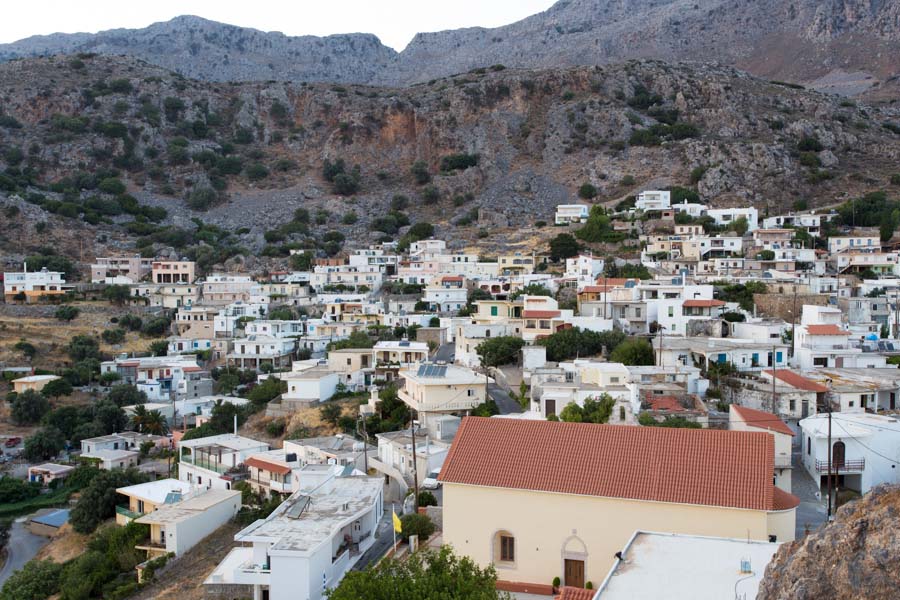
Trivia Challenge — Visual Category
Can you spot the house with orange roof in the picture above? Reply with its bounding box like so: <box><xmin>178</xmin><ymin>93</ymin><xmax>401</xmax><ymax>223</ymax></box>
<box><xmin>794</xmin><ymin>305</ymin><xmax>887</xmax><ymax>370</ymax></box>
<box><xmin>440</xmin><ymin>417</ymin><xmax>798</xmax><ymax>591</ymax></box>
<box><xmin>729</xmin><ymin>405</ymin><xmax>794</xmax><ymax>492</ymax></box>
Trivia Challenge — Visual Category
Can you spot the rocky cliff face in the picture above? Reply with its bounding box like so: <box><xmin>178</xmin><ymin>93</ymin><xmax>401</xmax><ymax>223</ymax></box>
<box><xmin>0</xmin><ymin>54</ymin><xmax>899</xmax><ymax>261</ymax></box>
<box><xmin>1</xmin><ymin>1</ymin><xmax>899</xmax><ymax>95</ymax></box>
<box><xmin>758</xmin><ymin>484</ymin><xmax>900</xmax><ymax>600</ymax></box>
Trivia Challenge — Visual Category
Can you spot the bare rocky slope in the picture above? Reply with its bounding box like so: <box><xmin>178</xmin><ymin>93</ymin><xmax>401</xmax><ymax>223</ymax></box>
<box><xmin>758</xmin><ymin>484</ymin><xmax>900</xmax><ymax>600</ymax></box>
<box><xmin>1</xmin><ymin>1</ymin><xmax>899</xmax><ymax>97</ymax></box>
<box><xmin>1</xmin><ymin>53</ymin><xmax>899</xmax><ymax>266</ymax></box>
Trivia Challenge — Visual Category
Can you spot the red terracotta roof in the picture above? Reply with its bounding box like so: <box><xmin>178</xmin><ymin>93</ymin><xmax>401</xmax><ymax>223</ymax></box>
<box><xmin>647</xmin><ymin>396</ymin><xmax>685</xmax><ymax>412</ymax></box>
<box><xmin>683</xmin><ymin>299</ymin><xmax>726</xmax><ymax>308</ymax></box>
<box><xmin>440</xmin><ymin>417</ymin><xmax>784</xmax><ymax>511</ymax></box>
<box><xmin>806</xmin><ymin>324</ymin><xmax>846</xmax><ymax>335</ymax></box>
<box><xmin>556</xmin><ymin>587</ymin><xmax>595</xmax><ymax>600</ymax></box>
<box><xmin>441</xmin><ymin>276</ymin><xmax>464</xmax><ymax>282</ymax></box>
<box><xmin>773</xmin><ymin>487</ymin><xmax>801</xmax><ymax>510</ymax></box>
<box><xmin>523</xmin><ymin>310</ymin><xmax>561</xmax><ymax>319</ymax></box>
<box><xmin>245</xmin><ymin>456</ymin><xmax>291</xmax><ymax>476</ymax></box>
<box><xmin>731</xmin><ymin>405</ymin><xmax>795</xmax><ymax>437</ymax></box>
<box><xmin>594</xmin><ymin>277</ymin><xmax>630</xmax><ymax>286</ymax></box>
<box><xmin>762</xmin><ymin>369</ymin><xmax>828</xmax><ymax>393</ymax></box>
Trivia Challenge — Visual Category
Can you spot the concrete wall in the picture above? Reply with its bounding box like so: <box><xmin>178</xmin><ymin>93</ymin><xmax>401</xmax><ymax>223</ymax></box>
<box><xmin>172</xmin><ymin>494</ymin><xmax>241</xmax><ymax>555</ymax></box>
<box><xmin>443</xmin><ymin>483</ymin><xmax>793</xmax><ymax>588</ymax></box>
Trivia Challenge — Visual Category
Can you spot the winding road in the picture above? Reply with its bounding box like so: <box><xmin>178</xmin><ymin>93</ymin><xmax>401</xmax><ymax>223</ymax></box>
<box><xmin>0</xmin><ymin>517</ymin><xmax>50</xmax><ymax>587</ymax></box>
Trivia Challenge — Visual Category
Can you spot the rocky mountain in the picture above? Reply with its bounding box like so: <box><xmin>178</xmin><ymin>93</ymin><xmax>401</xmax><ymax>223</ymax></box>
<box><xmin>1</xmin><ymin>53</ymin><xmax>899</xmax><ymax>267</ymax></box>
<box><xmin>758</xmin><ymin>484</ymin><xmax>900</xmax><ymax>600</ymax></box>
<box><xmin>1</xmin><ymin>1</ymin><xmax>899</xmax><ymax>96</ymax></box>
<box><xmin>0</xmin><ymin>15</ymin><xmax>397</xmax><ymax>84</ymax></box>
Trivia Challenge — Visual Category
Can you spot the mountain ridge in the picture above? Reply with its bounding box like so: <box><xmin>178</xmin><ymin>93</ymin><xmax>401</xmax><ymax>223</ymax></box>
<box><xmin>1</xmin><ymin>1</ymin><xmax>899</xmax><ymax>96</ymax></box>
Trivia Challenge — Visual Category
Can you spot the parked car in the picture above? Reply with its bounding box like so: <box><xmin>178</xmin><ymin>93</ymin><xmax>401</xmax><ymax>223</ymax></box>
<box><xmin>4</xmin><ymin>437</ymin><xmax>21</xmax><ymax>448</ymax></box>
<box><xmin>422</xmin><ymin>468</ymin><xmax>442</xmax><ymax>489</ymax></box>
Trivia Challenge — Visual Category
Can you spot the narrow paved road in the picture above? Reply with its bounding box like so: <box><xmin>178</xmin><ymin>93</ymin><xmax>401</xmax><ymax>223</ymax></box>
<box><xmin>489</xmin><ymin>384</ymin><xmax>523</xmax><ymax>415</ymax></box>
<box><xmin>432</xmin><ymin>342</ymin><xmax>454</xmax><ymax>363</ymax></box>
<box><xmin>350</xmin><ymin>505</ymin><xmax>394</xmax><ymax>572</ymax></box>
<box><xmin>0</xmin><ymin>518</ymin><xmax>50</xmax><ymax>587</ymax></box>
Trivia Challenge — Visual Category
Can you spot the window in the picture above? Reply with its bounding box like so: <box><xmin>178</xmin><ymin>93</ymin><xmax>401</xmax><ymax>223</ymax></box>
<box><xmin>467</xmin><ymin>389</ymin><xmax>475</xmax><ymax>397</ymax></box>
<box><xmin>807</xmin><ymin>436</ymin><xmax>811</xmax><ymax>455</ymax></box>
<box><xmin>490</xmin><ymin>306</ymin><xmax>498</xmax><ymax>316</ymax></box>
<box><xmin>500</xmin><ymin>535</ymin><xmax>515</xmax><ymax>562</ymax></box>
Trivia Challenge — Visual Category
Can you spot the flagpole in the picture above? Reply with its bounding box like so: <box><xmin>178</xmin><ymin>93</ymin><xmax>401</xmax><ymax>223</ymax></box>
<box><xmin>392</xmin><ymin>502</ymin><xmax>397</xmax><ymax>551</ymax></box>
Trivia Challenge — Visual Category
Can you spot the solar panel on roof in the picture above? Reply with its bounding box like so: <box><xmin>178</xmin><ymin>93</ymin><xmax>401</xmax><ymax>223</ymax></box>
<box><xmin>416</xmin><ymin>364</ymin><xmax>447</xmax><ymax>378</ymax></box>
<box><xmin>286</xmin><ymin>495</ymin><xmax>311</xmax><ymax>519</ymax></box>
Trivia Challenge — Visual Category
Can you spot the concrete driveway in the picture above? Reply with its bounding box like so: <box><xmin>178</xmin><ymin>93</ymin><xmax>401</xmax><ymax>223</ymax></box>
<box><xmin>489</xmin><ymin>384</ymin><xmax>523</xmax><ymax>414</ymax></box>
<box><xmin>0</xmin><ymin>517</ymin><xmax>51</xmax><ymax>587</ymax></box>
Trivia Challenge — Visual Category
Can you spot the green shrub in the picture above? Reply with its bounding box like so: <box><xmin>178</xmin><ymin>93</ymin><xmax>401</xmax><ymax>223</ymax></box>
<box><xmin>399</xmin><ymin>513</ymin><xmax>435</xmax><ymax>542</ymax></box>
<box><xmin>439</xmin><ymin>153</ymin><xmax>478</xmax><ymax>172</ymax></box>
<box><xmin>578</xmin><ymin>183</ymin><xmax>597</xmax><ymax>199</ymax></box>
<box><xmin>417</xmin><ymin>491</ymin><xmax>438</xmax><ymax>507</ymax></box>
<box><xmin>186</xmin><ymin>186</ymin><xmax>219</xmax><ymax>211</ymax></box>
<box><xmin>245</xmin><ymin>162</ymin><xmax>269</xmax><ymax>181</ymax></box>
<box><xmin>55</xmin><ymin>305</ymin><xmax>80</xmax><ymax>321</ymax></box>
<box><xmin>797</xmin><ymin>136</ymin><xmax>823</xmax><ymax>152</ymax></box>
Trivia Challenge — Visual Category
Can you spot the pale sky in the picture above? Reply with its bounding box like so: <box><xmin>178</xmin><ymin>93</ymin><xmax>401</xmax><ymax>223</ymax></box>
<box><xmin>0</xmin><ymin>1</ymin><xmax>558</xmax><ymax>51</ymax></box>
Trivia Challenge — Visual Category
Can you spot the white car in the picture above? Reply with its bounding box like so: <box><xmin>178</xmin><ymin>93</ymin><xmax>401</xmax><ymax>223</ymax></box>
<box><xmin>421</xmin><ymin>468</ymin><xmax>442</xmax><ymax>489</ymax></box>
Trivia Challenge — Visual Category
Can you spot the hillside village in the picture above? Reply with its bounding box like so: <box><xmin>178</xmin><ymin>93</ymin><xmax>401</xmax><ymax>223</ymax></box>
<box><xmin>2</xmin><ymin>184</ymin><xmax>900</xmax><ymax>599</ymax></box>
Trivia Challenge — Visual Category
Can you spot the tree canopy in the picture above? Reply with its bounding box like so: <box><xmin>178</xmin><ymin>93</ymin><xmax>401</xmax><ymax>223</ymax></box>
<box><xmin>475</xmin><ymin>336</ymin><xmax>525</xmax><ymax>368</ymax></box>
<box><xmin>537</xmin><ymin>327</ymin><xmax>626</xmax><ymax>362</ymax></box>
<box><xmin>609</xmin><ymin>338</ymin><xmax>655</xmax><ymax>366</ymax></box>
<box><xmin>70</xmin><ymin>468</ymin><xmax>149</xmax><ymax>534</ymax></box>
<box><xmin>327</xmin><ymin>546</ymin><xmax>511</xmax><ymax>600</ymax></box>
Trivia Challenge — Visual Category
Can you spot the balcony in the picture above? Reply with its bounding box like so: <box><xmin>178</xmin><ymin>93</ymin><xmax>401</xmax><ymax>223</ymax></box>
<box><xmin>116</xmin><ymin>505</ymin><xmax>142</xmax><ymax>523</ymax></box>
<box><xmin>269</xmin><ymin>479</ymin><xmax>292</xmax><ymax>493</ymax></box>
<box><xmin>815</xmin><ymin>458</ymin><xmax>865</xmax><ymax>473</ymax></box>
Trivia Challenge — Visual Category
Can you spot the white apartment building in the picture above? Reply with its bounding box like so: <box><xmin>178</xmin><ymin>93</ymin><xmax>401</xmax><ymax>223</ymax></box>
<box><xmin>100</xmin><ymin>355</ymin><xmax>206</xmax><ymax>402</ymax></box>
<box><xmin>705</xmin><ymin>207</ymin><xmax>759</xmax><ymax>232</ymax></box>
<box><xmin>204</xmin><ymin>468</ymin><xmax>383</xmax><ymax>600</ymax></box>
<box><xmin>2</xmin><ymin>267</ymin><xmax>67</xmax><ymax>301</ymax></box>
<box><xmin>635</xmin><ymin>190</ymin><xmax>671</xmax><ymax>212</ymax></box>
<box><xmin>178</xmin><ymin>433</ymin><xmax>270</xmax><ymax>491</ymax></box>
<box><xmin>554</xmin><ymin>204</ymin><xmax>590</xmax><ymax>225</ymax></box>
<box><xmin>565</xmin><ymin>254</ymin><xmax>605</xmax><ymax>287</ymax></box>
<box><xmin>800</xmin><ymin>412</ymin><xmax>900</xmax><ymax>495</ymax></box>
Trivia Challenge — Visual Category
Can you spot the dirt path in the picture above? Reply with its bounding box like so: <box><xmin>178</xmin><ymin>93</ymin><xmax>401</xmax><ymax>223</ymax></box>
<box><xmin>130</xmin><ymin>522</ymin><xmax>241</xmax><ymax>600</ymax></box>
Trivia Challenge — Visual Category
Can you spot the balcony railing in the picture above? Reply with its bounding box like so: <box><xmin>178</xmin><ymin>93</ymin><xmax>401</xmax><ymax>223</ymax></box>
<box><xmin>116</xmin><ymin>505</ymin><xmax>142</xmax><ymax>520</ymax></box>
<box><xmin>815</xmin><ymin>458</ymin><xmax>865</xmax><ymax>473</ymax></box>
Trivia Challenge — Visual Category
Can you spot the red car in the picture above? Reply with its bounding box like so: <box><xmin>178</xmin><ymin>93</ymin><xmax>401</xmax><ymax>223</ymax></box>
<box><xmin>4</xmin><ymin>437</ymin><xmax>21</xmax><ymax>448</ymax></box>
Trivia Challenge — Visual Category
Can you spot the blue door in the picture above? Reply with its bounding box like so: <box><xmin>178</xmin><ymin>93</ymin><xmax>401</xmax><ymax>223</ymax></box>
<box><xmin>776</xmin><ymin>351</ymin><xmax>783</xmax><ymax>364</ymax></box>
<box><xmin>717</xmin><ymin>353</ymin><xmax>727</xmax><ymax>364</ymax></box>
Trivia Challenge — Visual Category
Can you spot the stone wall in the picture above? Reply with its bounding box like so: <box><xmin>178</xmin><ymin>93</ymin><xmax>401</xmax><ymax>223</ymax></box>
<box><xmin>753</xmin><ymin>293</ymin><xmax>828</xmax><ymax>321</ymax></box>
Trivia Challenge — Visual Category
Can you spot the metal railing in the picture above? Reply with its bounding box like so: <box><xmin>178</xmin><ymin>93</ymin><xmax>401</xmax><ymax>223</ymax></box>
<box><xmin>116</xmin><ymin>505</ymin><xmax>142</xmax><ymax>519</ymax></box>
<box><xmin>815</xmin><ymin>458</ymin><xmax>865</xmax><ymax>473</ymax></box>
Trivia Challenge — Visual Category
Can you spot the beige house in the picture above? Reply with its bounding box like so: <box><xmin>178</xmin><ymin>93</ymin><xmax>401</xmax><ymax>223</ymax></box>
<box><xmin>12</xmin><ymin>374</ymin><xmax>61</xmax><ymax>394</ymax></box>
<box><xmin>440</xmin><ymin>418</ymin><xmax>798</xmax><ymax>590</ymax></box>
<box><xmin>398</xmin><ymin>364</ymin><xmax>486</xmax><ymax>430</ymax></box>
<box><xmin>152</xmin><ymin>260</ymin><xmax>196</xmax><ymax>284</ymax></box>
<box><xmin>729</xmin><ymin>404</ymin><xmax>794</xmax><ymax>492</ymax></box>
<box><xmin>115</xmin><ymin>478</ymin><xmax>193</xmax><ymax>525</ymax></box>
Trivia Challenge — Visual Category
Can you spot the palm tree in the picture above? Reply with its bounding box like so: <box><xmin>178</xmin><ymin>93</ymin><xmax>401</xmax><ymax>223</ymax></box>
<box><xmin>130</xmin><ymin>404</ymin><xmax>149</xmax><ymax>432</ymax></box>
<box><xmin>143</xmin><ymin>410</ymin><xmax>168</xmax><ymax>436</ymax></box>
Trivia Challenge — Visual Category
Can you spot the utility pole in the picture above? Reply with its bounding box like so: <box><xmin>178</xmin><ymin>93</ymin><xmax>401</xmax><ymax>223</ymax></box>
<box><xmin>771</xmin><ymin>344</ymin><xmax>777</xmax><ymax>415</ymax></box>
<box><xmin>410</xmin><ymin>416</ymin><xmax>419</xmax><ymax>511</ymax></box>
<box><xmin>657</xmin><ymin>325</ymin><xmax>665</xmax><ymax>367</ymax></box>
<box><xmin>357</xmin><ymin>414</ymin><xmax>369</xmax><ymax>474</ymax></box>
<box><xmin>825</xmin><ymin>379</ymin><xmax>834</xmax><ymax>521</ymax></box>
<box><xmin>791</xmin><ymin>285</ymin><xmax>798</xmax><ymax>361</ymax></box>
